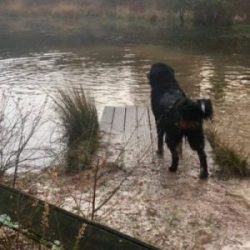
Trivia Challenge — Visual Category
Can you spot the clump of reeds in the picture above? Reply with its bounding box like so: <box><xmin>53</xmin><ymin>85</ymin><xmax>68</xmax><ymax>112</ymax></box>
<box><xmin>206</xmin><ymin>126</ymin><xmax>249</xmax><ymax>178</ymax></box>
<box><xmin>55</xmin><ymin>87</ymin><xmax>99</xmax><ymax>173</ymax></box>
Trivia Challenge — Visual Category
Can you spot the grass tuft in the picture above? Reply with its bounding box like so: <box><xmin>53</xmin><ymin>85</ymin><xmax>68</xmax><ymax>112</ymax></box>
<box><xmin>55</xmin><ymin>87</ymin><xmax>99</xmax><ymax>173</ymax></box>
<box><xmin>206</xmin><ymin>126</ymin><xmax>249</xmax><ymax>178</ymax></box>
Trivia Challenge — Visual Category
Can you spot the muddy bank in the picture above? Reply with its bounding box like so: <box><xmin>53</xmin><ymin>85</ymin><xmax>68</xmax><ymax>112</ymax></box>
<box><xmin>11</xmin><ymin>140</ymin><xmax>250</xmax><ymax>250</ymax></box>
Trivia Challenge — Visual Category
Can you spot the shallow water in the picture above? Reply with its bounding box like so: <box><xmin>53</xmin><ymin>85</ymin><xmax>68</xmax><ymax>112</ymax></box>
<box><xmin>1</xmin><ymin>44</ymin><xmax>250</xmax><ymax>159</ymax></box>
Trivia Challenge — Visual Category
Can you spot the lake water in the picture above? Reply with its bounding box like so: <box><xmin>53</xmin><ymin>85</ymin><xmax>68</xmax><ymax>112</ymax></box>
<box><xmin>0</xmin><ymin>19</ymin><xmax>250</xmax><ymax>167</ymax></box>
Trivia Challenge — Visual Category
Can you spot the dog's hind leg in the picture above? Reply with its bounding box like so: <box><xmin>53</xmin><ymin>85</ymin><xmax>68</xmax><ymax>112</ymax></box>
<box><xmin>197</xmin><ymin>149</ymin><xmax>208</xmax><ymax>179</ymax></box>
<box><xmin>165</xmin><ymin>134</ymin><xmax>182</xmax><ymax>172</ymax></box>
<box><xmin>186</xmin><ymin>129</ymin><xmax>209</xmax><ymax>179</ymax></box>
<box><xmin>169</xmin><ymin>146</ymin><xmax>179</xmax><ymax>172</ymax></box>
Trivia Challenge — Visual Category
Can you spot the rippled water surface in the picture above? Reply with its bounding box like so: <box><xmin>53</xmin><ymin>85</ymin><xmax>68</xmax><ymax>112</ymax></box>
<box><xmin>0</xmin><ymin>44</ymin><xmax>250</xmax><ymax>162</ymax></box>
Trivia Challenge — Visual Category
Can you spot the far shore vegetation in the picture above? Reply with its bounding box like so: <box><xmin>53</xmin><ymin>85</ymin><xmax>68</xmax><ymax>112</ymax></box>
<box><xmin>1</xmin><ymin>0</ymin><xmax>250</xmax><ymax>54</ymax></box>
<box><xmin>0</xmin><ymin>0</ymin><xmax>250</xmax><ymax>26</ymax></box>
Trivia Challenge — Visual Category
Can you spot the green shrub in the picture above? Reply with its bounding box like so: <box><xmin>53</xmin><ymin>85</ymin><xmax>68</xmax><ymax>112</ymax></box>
<box><xmin>55</xmin><ymin>87</ymin><xmax>99</xmax><ymax>173</ymax></box>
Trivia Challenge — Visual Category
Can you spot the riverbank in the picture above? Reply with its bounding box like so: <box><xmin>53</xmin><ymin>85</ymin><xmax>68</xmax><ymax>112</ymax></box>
<box><xmin>0</xmin><ymin>1</ymin><xmax>166</xmax><ymax>20</ymax></box>
<box><xmin>1</xmin><ymin>15</ymin><xmax>250</xmax><ymax>55</ymax></box>
<box><xmin>4</xmin><ymin>138</ymin><xmax>250</xmax><ymax>250</ymax></box>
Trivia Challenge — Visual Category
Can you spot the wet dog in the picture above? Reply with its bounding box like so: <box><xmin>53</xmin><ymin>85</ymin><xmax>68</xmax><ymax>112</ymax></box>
<box><xmin>148</xmin><ymin>63</ymin><xmax>213</xmax><ymax>179</ymax></box>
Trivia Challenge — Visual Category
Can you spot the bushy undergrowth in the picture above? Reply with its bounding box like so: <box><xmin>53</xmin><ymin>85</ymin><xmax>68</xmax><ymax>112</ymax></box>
<box><xmin>206</xmin><ymin>126</ymin><xmax>249</xmax><ymax>178</ymax></box>
<box><xmin>0</xmin><ymin>1</ymin><xmax>166</xmax><ymax>20</ymax></box>
<box><xmin>55</xmin><ymin>87</ymin><xmax>99</xmax><ymax>173</ymax></box>
<box><xmin>1</xmin><ymin>0</ymin><xmax>250</xmax><ymax>25</ymax></box>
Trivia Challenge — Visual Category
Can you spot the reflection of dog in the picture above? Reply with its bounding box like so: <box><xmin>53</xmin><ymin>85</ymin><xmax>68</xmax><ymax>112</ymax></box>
<box><xmin>148</xmin><ymin>63</ymin><xmax>213</xmax><ymax>179</ymax></box>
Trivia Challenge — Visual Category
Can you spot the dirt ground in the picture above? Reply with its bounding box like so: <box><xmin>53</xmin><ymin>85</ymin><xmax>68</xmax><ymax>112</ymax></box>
<box><xmin>13</xmin><ymin>138</ymin><xmax>250</xmax><ymax>250</ymax></box>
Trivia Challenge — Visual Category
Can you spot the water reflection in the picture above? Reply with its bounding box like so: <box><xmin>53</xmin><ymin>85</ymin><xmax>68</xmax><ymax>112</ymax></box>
<box><xmin>0</xmin><ymin>44</ymin><xmax>249</xmax><ymax>165</ymax></box>
<box><xmin>198</xmin><ymin>57</ymin><xmax>215</xmax><ymax>97</ymax></box>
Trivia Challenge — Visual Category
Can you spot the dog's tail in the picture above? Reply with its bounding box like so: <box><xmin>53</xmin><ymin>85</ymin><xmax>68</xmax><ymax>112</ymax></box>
<box><xmin>177</xmin><ymin>98</ymin><xmax>213</xmax><ymax>122</ymax></box>
<box><xmin>196</xmin><ymin>99</ymin><xmax>213</xmax><ymax>120</ymax></box>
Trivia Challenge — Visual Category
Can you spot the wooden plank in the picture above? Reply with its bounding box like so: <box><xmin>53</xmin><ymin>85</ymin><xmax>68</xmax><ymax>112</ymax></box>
<box><xmin>124</xmin><ymin>106</ymin><xmax>138</xmax><ymax>167</ymax></box>
<box><xmin>112</xmin><ymin>107</ymin><xmax>126</xmax><ymax>134</ymax></box>
<box><xmin>0</xmin><ymin>184</ymin><xmax>159</xmax><ymax>250</ymax></box>
<box><xmin>108</xmin><ymin>107</ymin><xmax>126</xmax><ymax>165</ymax></box>
<box><xmin>137</xmin><ymin>107</ymin><xmax>153</xmax><ymax>163</ymax></box>
<box><xmin>99</xmin><ymin>106</ymin><xmax>115</xmax><ymax>160</ymax></box>
<box><xmin>147</xmin><ymin>107</ymin><xmax>157</xmax><ymax>158</ymax></box>
<box><xmin>148</xmin><ymin>107</ymin><xmax>157</xmax><ymax>151</ymax></box>
<box><xmin>99</xmin><ymin>106</ymin><xmax>157</xmax><ymax>167</ymax></box>
<box><xmin>99</xmin><ymin>106</ymin><xmax>115</xmax><ymax>133</ymax></box>
<box><xmin>124</xmin><ymin>106</ymin><xmax>137</xmax><ymax>141</ymax></box>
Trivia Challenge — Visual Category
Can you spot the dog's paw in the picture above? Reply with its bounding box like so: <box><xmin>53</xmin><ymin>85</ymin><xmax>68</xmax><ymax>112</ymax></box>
<box><xmin>169</xmin><ymin>166</ymin><xmax>177</xmax><ymax>172</ymax></box>
<box><xmin>199</xmin><ymin>170</ymin><xmax>209</xmax><ymax>179</ymax></box>
<box><xmin>157</xmin><ymin>149</ymin><xmax>164</xmax><ymax>157</ymax></box>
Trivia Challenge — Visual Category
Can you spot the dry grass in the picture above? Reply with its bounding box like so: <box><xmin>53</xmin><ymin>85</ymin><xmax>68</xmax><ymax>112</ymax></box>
<box><xmin>0</xmin><ymin>1</ymin><xmax>85</xmax><ymax>17</ymax></box>
<box><xmin>0</xmin><ymin>0</ymin><xmax>167</xmax><ymax>20</ymax></box>
<box><xmin>206</xmin><ymin>125</ymin><xmax>249</xmax><ymax>178</ymax></box>
<box><xmin>1</xmin><ymin>1</ymin><xmax>26</xmax><ymax>14</ymax></box>
<box><xmin>54</xmin><ymin>87</ymin><xmax>99</xmax><ymax>174</ymax></box>
<box><xmin>50</xmin><ymin>3</ymin><xmax>83</xmax><ymax>17</ymax></box>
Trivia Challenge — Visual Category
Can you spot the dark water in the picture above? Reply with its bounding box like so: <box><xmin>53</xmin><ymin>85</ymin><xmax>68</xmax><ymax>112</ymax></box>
<box><xmin>0</xmin><ymin>18</ymin><xmax>250</xmax><ymax>166</ymax></box>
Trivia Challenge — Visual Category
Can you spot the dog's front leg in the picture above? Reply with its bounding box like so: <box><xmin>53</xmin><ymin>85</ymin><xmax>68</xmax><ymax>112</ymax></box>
<box><xmin>187</xmin><ymin>131</ymin><xmax>209</xmax><ymax>179</ymax></box>
<box><xmin>156</xmin><ymin>123</ymin><xmax>164</xmax><ymax>156</ymax></box>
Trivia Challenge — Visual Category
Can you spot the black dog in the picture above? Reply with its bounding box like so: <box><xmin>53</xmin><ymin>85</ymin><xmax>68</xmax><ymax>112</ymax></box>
<box><xmin>148</xmin><ymin>63</ymin><xmax>213</xmax><ymax>179</ymax></box>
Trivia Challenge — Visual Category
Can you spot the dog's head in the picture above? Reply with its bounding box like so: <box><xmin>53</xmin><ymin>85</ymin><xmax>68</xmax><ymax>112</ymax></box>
<box><xmin>148</xmin><ymin>63</ymin><xmax>176</xmax><ymax>87</ymax></box>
